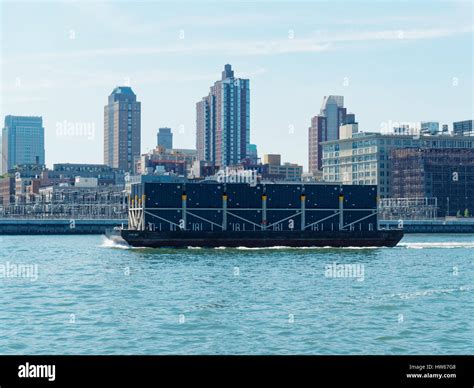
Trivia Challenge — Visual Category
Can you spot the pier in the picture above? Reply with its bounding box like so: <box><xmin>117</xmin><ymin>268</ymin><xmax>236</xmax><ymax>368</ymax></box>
<box><xmin>0</xmin><ymin>219</ymin><xmax>126</xmax><ymax>235</ymax></box>
<box><xmin>379</xmin><ymin>219</ymin><xmax>474</xmax><ymax>233</ymax></box>
<box><xmin>1</xmin><ymin>218</ymin><xmax>473</xmax><ymax>236</ymax></box>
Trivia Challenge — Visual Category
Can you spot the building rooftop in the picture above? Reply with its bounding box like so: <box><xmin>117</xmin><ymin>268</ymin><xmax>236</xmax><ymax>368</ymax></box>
<box><xmin>111</xmin><ymin>86</ymin><xmax>135</xmax><ymax>95</ymax></box>
<box><xmin>321</xmin><ymin>131</ymin><xmax>474</xmax><ymax>145</ymax></box>
<box><xmin>108</xmin><ymin>86</ymin><xmax>137</xmax><ymax>103</ymax></box>
<box><xmin>222</xmin><ymin>64</ymin><xmax>234</xmax><ymax>80</ymax></box>
<box><xmin>320</xmin><ymin>95</ymin><xmax>344</xmax><ymax>112</ymax></box>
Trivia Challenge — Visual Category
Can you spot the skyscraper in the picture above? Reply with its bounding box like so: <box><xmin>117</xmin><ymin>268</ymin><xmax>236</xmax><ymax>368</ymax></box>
<box><xmin>196</xmin><ymin>98</ymin><xmax>212</xmax><ymax>165</ymax></box>
<box><xmin>0</xmin><ymin>134</ymin><xmax>3</xmax><ymax>174</ymax></box>
<box><xmin>157</xmin><ymin>127</ymin><xmax>173</xmax><ymax>149</ymax></box>
<box><xmin>196</xmin><ymin>96</ymin><xmax>211</xmax><ymax>163</ymax></box>
<box><xmin>320</xmin><ymin>95</ymin><xmax>347</xmax><ymax>141</ymax></box>
<box><xmin>308</xmin><ymin>95</ymin><xmax>353</xmax><ymax>175</ymax></box>
<box><xmin>2</xmin><ymin>115</ymin><xmax>45</xmax><ymax>174</ymax></box>
<box><xmin>308</xmin><ymin>115</ymin><xmax>327</xmax><ymax>173</ymax></box>
<box><xmin>196</xmin><ymin>64</ymin><xmax>250</xmax><ymax>167</ymax></box>
<box><xmin>248</xmin><ymin>143</ymin><xmax>258</xmax><ymax>164</ymax></box>
<box><xmin>104</xmin><ymin>86</ymin><xmax>141</xmax><ymax>172</ymax></box>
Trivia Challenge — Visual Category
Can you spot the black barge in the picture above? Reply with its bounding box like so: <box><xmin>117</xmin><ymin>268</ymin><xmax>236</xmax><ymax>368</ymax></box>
<box><xmin>112</xmin><ymin>182</ymin><xmax>403</xmax><ymax>248</ymax></box>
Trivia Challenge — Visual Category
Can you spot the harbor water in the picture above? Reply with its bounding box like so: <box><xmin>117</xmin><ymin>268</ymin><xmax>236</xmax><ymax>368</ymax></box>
<box><xmin>0</xmin><ymin>234</ymin><xmax>472</xmax><ymax>354</ymax></box>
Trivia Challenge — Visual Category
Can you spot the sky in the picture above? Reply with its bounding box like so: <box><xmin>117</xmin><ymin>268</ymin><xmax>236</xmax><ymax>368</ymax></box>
<box><xmin>1</xmin><ymin>0</ymin><xmax>473</xmax><ymax>171</ymax></box>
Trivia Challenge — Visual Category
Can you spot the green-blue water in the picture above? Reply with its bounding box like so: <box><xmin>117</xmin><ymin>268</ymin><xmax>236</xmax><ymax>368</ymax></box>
<box><xmin>0</xmin><ymin>234</ymin><xmax>472</xmax><ymax>354</ymax></box>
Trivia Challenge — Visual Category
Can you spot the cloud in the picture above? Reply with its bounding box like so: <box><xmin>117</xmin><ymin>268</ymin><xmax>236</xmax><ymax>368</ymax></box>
<box><xmin>3</xmin><ymin>96</ymin><xmax>48</xmax><ymax>104</ymax></box>
<box><xmin>2</xmin><ymin>23</ymin><xmax>471</xmax><ymax>66</ymax></box>
<box><xmin>315</xmin><ymin>25</ymin><xmax>474</xmax><ymax>42</ymax></box>
<box><xmin>67</xmin><ymin>1</ymin><xmax>156</xmax><ymax>35</ymax></box>
<box><xmin>68</xmin><ymin>2</ymin><xmax>275</xmax><ymax>35</ymax></box>
<box><xmin>2</xmin><ymin>39</ymin><xmax>330</xmax><ymax>64</ymax></box>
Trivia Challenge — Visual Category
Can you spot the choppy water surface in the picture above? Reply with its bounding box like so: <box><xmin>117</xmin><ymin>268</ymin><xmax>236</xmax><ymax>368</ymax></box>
<box><xmin>0</xmin><ymin>234</ymin><xmax>472</xmax><ymax>354</ymax></box>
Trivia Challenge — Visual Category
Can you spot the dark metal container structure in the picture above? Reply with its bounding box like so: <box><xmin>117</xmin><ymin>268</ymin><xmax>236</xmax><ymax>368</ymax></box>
<box><xmin>119</xmin><ymin>182</ymin><xmax>403</xmax><ymax>247</ymax></box>
<box><xmin>129</xmin><ymin>182</ymin><xmax>378</xmax><ymax>232</ymax></box>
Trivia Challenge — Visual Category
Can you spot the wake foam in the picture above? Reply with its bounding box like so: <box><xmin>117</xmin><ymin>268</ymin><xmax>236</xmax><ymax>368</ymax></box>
<box><xmin>391</xmin><ymin>285</ymin><xmax>473</xmax><ymax>300</ymax></box>
<box><xmin>398</xmin><ymin>242</ymin><xmax>474</xmax><ymax>249</ymax></box>
<box><xmin>99</xmin><ymin>236</ymin><xmax>130</xmax><ymax>249</ymax></box>
<box><xmin>211</xmin><ymin>246</ymin><xmax>383</xmax><ymax>250</ymax></box>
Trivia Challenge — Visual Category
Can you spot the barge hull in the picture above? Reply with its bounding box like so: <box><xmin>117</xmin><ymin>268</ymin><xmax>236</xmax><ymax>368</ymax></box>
<box><xmin>120</xmin><ymin>230</ymin><xmax>403</xmax><ymax>248</ymax></box>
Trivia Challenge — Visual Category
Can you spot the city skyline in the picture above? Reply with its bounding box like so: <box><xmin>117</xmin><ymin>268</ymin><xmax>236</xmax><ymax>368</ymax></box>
<box><xmin>1</xmin><ymin>1</ymin><xmax>473</xmax><ymax>170</ymax></box>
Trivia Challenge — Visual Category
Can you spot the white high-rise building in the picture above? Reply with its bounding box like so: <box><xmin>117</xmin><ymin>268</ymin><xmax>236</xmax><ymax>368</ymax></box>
<box><xmin>196</xmin><ymin>64</ymin><xmax>250</xmax><ymax>167</ymax></box>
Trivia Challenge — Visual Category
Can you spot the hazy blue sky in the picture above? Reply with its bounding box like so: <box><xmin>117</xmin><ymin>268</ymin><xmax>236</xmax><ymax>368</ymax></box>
<box><xmin>1</xmin><ymin>0</ymin><xmax>473</xmax><ymax>170</ymax></box>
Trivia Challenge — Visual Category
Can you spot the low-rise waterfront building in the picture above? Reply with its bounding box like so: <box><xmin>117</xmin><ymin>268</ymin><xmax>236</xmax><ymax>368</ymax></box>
<box><xmin>49</xmin><ymin>163</ymin><xmax>124</xmax><ymax>186</ymax></box>
<box><xmin>0</xmin><ymin>176</ymin><xmax>14</xmax><ymax>205</ymax></box>
<box><xmin>322</xmin><ymin>131</ymin><xmax>474</xmax><ymax>198</ymax></box>
<box><xmin>262</xmin><ymin>154</ymin><xmax>303</xmax><ymax>182</ymax></box>
<box><xmin>266</xmin><ymin>163</ymin><xmax>303</xmax><ymax>182</ymax></box>
<box><xmin>136</xmin><ymin>147</ymin><xmax>197</xmax><ymax>177</ymax></box>
<box><xmin>390</xmin><ymin>148</ymin><xmax>474</xmax><ymax>217</ymax></box>
<box><xmin>74</xmin><ymin>177</ymin><xmax>98</xmax><ymax>188</ymax></box>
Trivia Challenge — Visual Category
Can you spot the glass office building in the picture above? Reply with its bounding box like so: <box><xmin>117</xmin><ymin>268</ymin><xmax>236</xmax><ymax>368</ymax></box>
<box><xmin>2</xmin><ymin>115</ymin><xmax>45</xmax><ymax>174</ymax></box>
